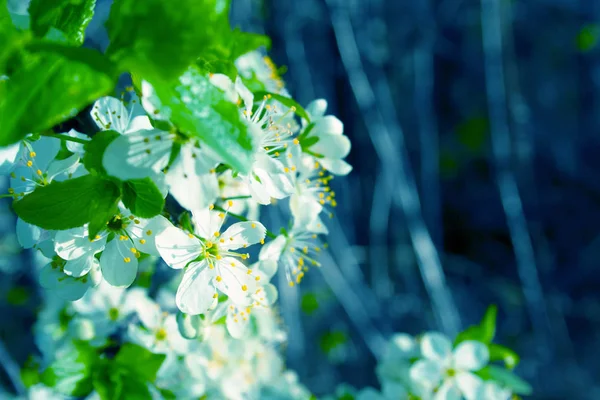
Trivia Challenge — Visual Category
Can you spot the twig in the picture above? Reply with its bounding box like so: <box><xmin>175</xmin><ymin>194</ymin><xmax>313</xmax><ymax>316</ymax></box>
<box><xmin>325</xmin><ymin>0</ymin><xmax>461</xmax><ymax>336</ymax></box>
<box><xmin>480</xmin><ymin>0</ymin><xmax>552</xmax><ymax>346</ymax></box>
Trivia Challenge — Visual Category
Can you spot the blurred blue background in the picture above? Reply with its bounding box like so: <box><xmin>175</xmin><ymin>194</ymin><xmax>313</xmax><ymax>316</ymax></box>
<box><xmin>3</xmin><ymin>0</ymin><xmax>600</xmax><ymax>399</ymax></box>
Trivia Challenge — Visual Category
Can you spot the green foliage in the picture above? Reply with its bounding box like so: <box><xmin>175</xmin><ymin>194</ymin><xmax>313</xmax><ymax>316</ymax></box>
<box><xmin>254</xmin><ymin>91</ymin><xmax>311</xmax><ymax>122</ymax></box>
<box><xmin>320</xmin><ymin>330</ymin><xmax>348</xmax><ymax>355</ymax></box>
<box><xmin>456</xmin><ymin>116</ymin><xmax>488</xmax><ymax>153</ymax></box>
<box><xmin>6</xmin><ymin>285</ymin><xmax>29</xmax><ymax>305</ymax></box>
<box><xmin>301</xmin><ymin>292</ymin><xmax>319</xmax><ymax>315</ymax></box>
<box><xmin>93</xmin><ymin>343</ymin><xmax>166</xmax><ymax>400</ymax></box>
<box><xmin>82</xmin><ymin>130</ymin><xmax>120</xmax><ymax>175</ymax></box>
<box><xmin>122</xmin><ymin>178</ymin><xmax>165</xmax><ymax>218</ymax></box>
<box><xmin>455</xmin><ymin>304</ymin><xmax>497</xmax><ymax>345</ymax></box>
<box><xmin>577</xmin><ymin>25</ymin><xmax>599</xmax><ymax>52</ymax></box>
<box><xmin>0</xmin><ymin>44</ymin><xmax>115</xmax><ymax>146</ymax></box>
<box><xmin>28</xmin><ymin>0</ymin><xmax>96</xmax><ymax>45</ymax></box>
<box><xmin>477</xmin><ymin>365</ymin><xmax>533</xmax><ymax>395</ymax></box>
<box><xmin>40</xmin><ymin>340</ymin><xmax>97</xmax><ymax>396</ymax></box>
<box><xmin>488</xmin><ymin>343</ymin><xmax>520</xmax><ymax>370</ymax></box>
<box><xmin>13</xmin><ymin>175</ymin><xmax>120</xmax><ymax>232</ymax></box>
<box><xmin>106</xmin><ymin>0</ymin><xmax>226</xmax><ymax>82</ymax></box>
<box><xmin>144</xmin><ymin>66</ymin><xmax>256</xmax><ymax>173</ymax></box>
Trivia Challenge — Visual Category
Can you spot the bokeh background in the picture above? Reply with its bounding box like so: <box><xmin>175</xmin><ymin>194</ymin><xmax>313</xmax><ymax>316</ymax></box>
<box><xmin>3</xmin><ymin>0</ymin><xmax>600</xmax><ymax>399</ymax></box>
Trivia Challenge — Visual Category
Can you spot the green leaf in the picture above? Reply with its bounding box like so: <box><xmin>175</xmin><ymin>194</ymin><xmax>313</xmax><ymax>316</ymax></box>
<box><xmin>13</xmin><ymin>175</ymin><xmax>121</xmax><ymax>231</ymax></box>
<box><xmin>6</xmin><ymin>285</ymin><xmax>29</xmax><ymax>305</ymax></box>
<box><xmin>82</xmin><ymin>130</ymin><xmax>120</xmax><ymax>175</ymax></box>
<box><xmin>41</xmin><ymin>340</ymin><xmax>97</xmax><ymax>397</ymax></box>
<box><xmin>301</xmin><ymin>292</ymin><xmax>319</xmax><ymax>315</ymax></box>
<box><xmin>114</xmin><ymin>343</ymin><xmax>166</xmax><ymax>383</ymax></box>
<box><xmin>28</xmin><ymin>0</ymin><xmax>96</xmax><ymax>45</ymax></box>
<box><xmin>0</xmin><ymin>2</ymin><xmax>30</xmax><ymax>74</ymax></box>
<box><xmin>577</xmin><ymin>25</ymin><xmax>600</xmax><ymax>52</ymax></box>
<box><xmin>122</xmin><ymin>178</ymin><xmax>165</xmax><ymax>218</ymax></box>
<box><xmin>455</xmin><ymin>305</ymin><xmax>497</xmax><ymax>345</ymax></box>
<box><xmin>254</xmin><ymin>91</ymin><xmax>311</xmax><ymax>122</ymax></box>
<box><xmin>488</xmin><ymin>343</ymin><xmax>520</xmax><ymax>369</ymax></box>
<box><xmin>319</xmin><ymin>330</ymin><xmax>348</xmax><ymax>355</ymax></box>
<box><xmin>106</xmin><ymin>0</ymin><xmax>227</xmax><ymax>82</ymax></box>
<box><xmin>144</xmin><ymin>67</ymin><xmax>256</xmax><ymax>173</ymax></box>
<box><xmin>0</xmin><ymin>44</ymin><xmax>116</xmax><ymax>146</ymax></box>
<box><xmin>93</xmin><ymin>362</ymin><xmax>151</xmax><ymax>400</ymax></box>
<box><xmin>477</xmin><ymin>365</ymin><xmax>532</xmax><ymax>395</ymax></box>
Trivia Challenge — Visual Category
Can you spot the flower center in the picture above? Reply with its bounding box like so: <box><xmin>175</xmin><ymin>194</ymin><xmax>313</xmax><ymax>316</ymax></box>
<box><xmin>155</xmin><ymin>328</ymin><xmax>168</xmax><ymax>341</ymax></box>
<box><xmin>108</xmin><ymin>307</ymin><xmax>120</xmax><ymax>321</ymax></box>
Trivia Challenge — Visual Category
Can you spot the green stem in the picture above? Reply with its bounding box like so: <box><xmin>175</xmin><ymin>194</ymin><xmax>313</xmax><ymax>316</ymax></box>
<box><xmin>0</xmin><ymin>194</ymin><xmax>15</xmax><ymax>199</ymax></box>
<box><xmin>213</xmin><ymin>205</ymin><xmax>276</xmax><ymax>239</ymax></box>
<box><xmin>40</xmin><ymin>132</ymin><xmax>89</xmax><ymax>145</ymax></box>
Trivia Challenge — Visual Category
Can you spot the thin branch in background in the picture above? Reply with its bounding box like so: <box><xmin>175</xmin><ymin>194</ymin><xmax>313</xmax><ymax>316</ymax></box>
<box><xmin>368</xmin><ymin>170</ymin><xmax>393</xmax><ymax>299</ymax></box>
<box><xmin>325</xmin><ymin>0</ymin><xmax>461</xmax><ymax>337</ymax></box>
<box><xmin>0</xmin><ymin>339</ymin><xmax>25</xmax><ymax>396</ymax></box>
<box><xmin>480</xmin><ymin>0</ymin><xmax>553</xmax><ymax>355</ymax></box>
<box><xmin>414</xmin><ymin>0</ymin><xmax>442</xmax><ymax>248</ymax></box>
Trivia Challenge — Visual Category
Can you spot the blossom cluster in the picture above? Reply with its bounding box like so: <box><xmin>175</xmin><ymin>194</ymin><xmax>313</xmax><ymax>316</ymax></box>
<box><xmin>1</xmin><ymin>51</ymin><xmax>352</xmax><ymax>398</ymax></box>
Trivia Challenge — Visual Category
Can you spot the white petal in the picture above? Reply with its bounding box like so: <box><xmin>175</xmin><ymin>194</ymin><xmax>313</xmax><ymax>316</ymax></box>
<box><xmin>46</xmin><ymin>154</ymin><xmax>80</xmax><ymax>181</ymax></box>
<box><xmin>290</xmin><ymin>195</ymin><xmax>323</xmax><ymax>230</ymax></box>
<box><xmin>247</xmin><ymin>174</ymin><xmax>273</xmax><ymax>205</ymax></box>
<box><xmin>10</xmin><ymin>166</ymin><xmax>34</xmax><ymax>195</ymax></box>
<box><xmin>311</xmin><ymin>133</ymin><xmax>351</xmax><ymax>159</ymax></box>
<box><xmin>235</xmin><ymin>76</ymin><xmax>254</xmax><ymax>113</ymax></box>
<box><xmin>314</xmin><ymin>115</ymin><xmax>343</xmax><ymax>135</ymax></box>
<box><xmin>176</xmin><ymin>260</ymin><xmax>216</xmax><ymax>315</ymax></box>
<box><xmin>0</xmin><ymin>142</ymin><xmax>19</xmax><ymax>175</ymax></box>
<box><xmin>191</xmin><ymin>209</ymin><xmax>225</xmax><ymax>239</ymax></box>
<box><xmin>209</xmin><ymin>74</ymin><xmax>236</xmax><ymax>102</ymax></box>
<box><xmin>409</xmin><ymin>359</ymin><xmax>443</xmax><ymax>388</ymax></box>
<box><xmin>453</xmin><ymin>341</ymin><xmax>490</xmax><ymax>371</ymax></box>
<box><xmin>421</xmin><ymin>332</ymin><xmax>453</xmax><ymax>362</ymax></box>
<box><xmin>155</xmin><ymin>225</ymin><xmax>202</xmax><ymax>269</ymax></box>
<box><xmin>103</xmin><ymin>130</ymin><xmax>173</xmax><ymax>180</ymax></box>
<box><xmin>128</xmin><ymin>215</ymin><xmax>171</xmax><ymax>256</ymax></box>
<box><xmin>127</xmin><ymin>115</ymin><xmax>153</xmax><ymax>132</ymax></box>
<box><xmin>219</xmin><ymin>221</ymin><xmax>266</xmax><ymax>251</ymax></box>
<box><xmin>455</xmin><ymin>372</ymin><xmax>483</xmax><ymax>400</ymax></box>
<box><xmin>255</xmin><ymin>259</ymin><xmax>278</xmax><ymax>280</ymax></box>
<box><xmin>253</xmin><ymin>283</ymin><xmax>278</xmax><ymax>306</ymax></box>
<box><xmin>63</xmin><ymin>255</ymin><xmax>98</xmax><ymax>278</ymax></box>
<box><xmin>91</xmin><ymin>96</ymin><xmax>130</xmax><ymax>133</ymax></box>
<box><xmin>166</xmin><ymin>153</ymin><xmax>219</xmax><ymax>211</ymax></box>
<box><xmin>54</xmin><ymin>226</ymin><xmax>106</xmax><ymax>260</ymax></box>
<box><xmin>29</xmin><ymin>137</ymin><xmax>61</xmax><ymax>172</ymax></box>
<box><xmin>320</xmin><ymin>158</ymin><xmax>353</xmax><ymax>176</ymax></box>
<box><xmin>176</xmin><ymin>312</ymin><xmax>203</xmax><ymax>340</ymax></box>
<box><xmin>259</xmin><ymin>235</ymin><xmax>286</xmax><ymax>261</ymax></box>
<box><xmin>39</xmin><ymin>264</ymin><xmax>91</xmax><ymax>301</ymax></box>
<box><xmin>305</xmin><ymin>99</ymin><xmax>328</xmax><ymax>120</ymax></box>
<box><xmin>100</xmin><ymin>239</ymin><xmax>138</xmax><ymax>287</ymax></box>
<box><xmin>434</xmin><ymin>381</ymin><xmax>462</xmax><ymax>400</ymax></box>
<box><xmin>215</xmin><ymin>258</ymin><xmax>254</xmax><ymax>305</ymax></box>
<box><xmin>127</xmin><ymin>289</ymin><xmax>161</xmax><ymax>329</ymax></box>
<box><xmin>65</xmin><ymin>129</ymin><xmax>87</xmax><ymax>155</ymax></box>
<box><xmin>164</xmin><ymin>314</ymin><xmax>189</xmax><ymax>353</ymax></box>
<box><xmin>16</xmin><ymin>218</ymin><xmax>41</xmax><ymax>249</ymax></box>
<box><xmin>226</xmin><ymin>309</ymin><xmax>249</xmax><ymax>339</ymax></box>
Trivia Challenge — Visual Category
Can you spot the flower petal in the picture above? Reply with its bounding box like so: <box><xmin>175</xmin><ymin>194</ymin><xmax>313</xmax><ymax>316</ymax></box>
<box><xmin>409</xmin><ymin>359</ymin><xmax>443</xmax><ymax>388</ymax></box>
<box><xmin>176</xmin><ymin>260</ymin><xmax>216</xmax><ymax>315</ymax></box>
<box><xmin>16</xmin><ymin>218</ymin><xmax>42</xmax><ymax>249</ymax></box>
<box><xmin>91</xmin><ymin>96</ymin><xmax>130</xmax><ymax>133</ymax></box>
<box><xmin>320</xmin><ymin>158</ymin><xmax>353</xmax><ymax>176</ymax></box>
<box><xmin>64</xmin><ymin>255</ymin><xmax>98</xmax><ymax>278</ymax></box>
<box><xmin>455</xmin><ymin>372</ymin><xmax>483</xmax><ymax>400</ymax></box>
<box><xmin>216</xmin><ymin>257</ymin><xmax>254</xmax><ymax>305</ymax></box>
<box><xmin>259</xmin><ymin>235</ymin><xmax>286</xmax><ymax>261</ymax></box>
<box><xmin>226</xmin><ymin>308</ymin><xmax>250</xmax><ymax>339</ymax></box>
<box><xmin>100</xmin><ymin>239</ymin><xmax>138</xmax><ymax>287</ymax></box>
<box><xmin>166</xmin><ymin>151</ymin><xmax>219</xmax><ymax>211</ymax></box>
<box><xmin>103</xmin><ymin>130</ymin><xmax>172</xmax><ymax>180</ymax></box>
<box><xmin>0</xmin><ymin>142</ymin><xmax>19</xmax><ymax>175</ymax></box>
<box><xmin>65</xmin><ymin>129</ymin><xmax>87</xmax><ymax>155</ymax></box>
<box><xmin>219</xmin><ymin>221</ymin><xmax>266</xmax><ymax>251</ymax></box>
<box><xmin>310</xmin><ymin>133</ymin><xmax>351</xmax><ymax>159</ymax></box>
<box><xmin>305</xmin><ymin>99</ymin><xmax>328</xmax><ymax>120</ymax></box>
<box><xmin>421</xmin><ymin>332</ymin><xmax>453</xmax><ymax>362</ymax></box>
<box><xmin>54</xmin><ymin>226</ymin><xmax>106</xmax><ymax>260</ymax></box>
<box><xmin>434</xmin><ymin>381</ymin><xmax>462</xmax><ymax>400</ymax></box>
<box><xmin>453</xmin><ymin>340</ymin><xmax>490</xmax><ymax>371</ymax></box>
<box><xmin>155</xmin><ymin>225</ymin><xmax>202</xmax><ymax>269</ymax></box>
<box><xmin>253</xmin><ymin>283</ymin><xmax>278</xmax><ymax>306</ymax></box>
<box><xmin>314</xmin><ymin>115</ymin><xmax>343</xmax><ymax>135</ymax></box>
<box><xmin>128</xmin><ymin>215</ymin><xmax>170</xmax><ymax>257</ymax></box>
